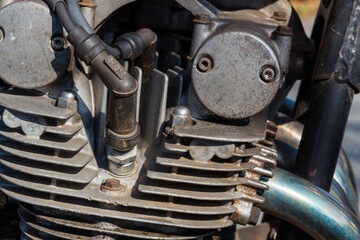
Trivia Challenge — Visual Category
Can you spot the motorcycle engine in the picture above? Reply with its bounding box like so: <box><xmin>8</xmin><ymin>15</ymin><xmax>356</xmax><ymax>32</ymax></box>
<box><xmin>0</xmin><ymin>0</ymin><xmax>298</xmax><ymax>238</ymax></box>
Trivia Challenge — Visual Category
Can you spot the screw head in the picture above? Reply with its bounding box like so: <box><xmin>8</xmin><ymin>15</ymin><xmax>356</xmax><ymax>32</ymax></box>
<box><xmin>101</xmin><ymin>179</ymin><xmax>123</xmax><ymax>191</ymax></box>
<box><xmin>51</xmin><ymin>36</ymin><xmax>65</xmax><ymax>50</ymax></box>
<box><xmin>260</xmin><ymin>66</ymin><xmax>276</xmax><ymax>82</ymax></box>
<box><xmin>197</xmin><ymin>56</ymin><xmax>213</xmax><ymax>73</ymax></box>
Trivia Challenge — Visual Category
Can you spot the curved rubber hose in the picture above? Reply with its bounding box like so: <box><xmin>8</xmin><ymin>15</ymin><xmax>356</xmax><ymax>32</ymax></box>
<box><xmin>66</xmin><ymin>0</ymin><xmax>95</xmax><ymax>34</ymax></box>
<box><xmin>54</xmin><ymin>2</ymin><xmax>76</xmax><ymax>32</ymax></box>
<box><xmin>66</xmin><ymin>0</ymin><xmax>120</xmax><ymax>57</ymax></box>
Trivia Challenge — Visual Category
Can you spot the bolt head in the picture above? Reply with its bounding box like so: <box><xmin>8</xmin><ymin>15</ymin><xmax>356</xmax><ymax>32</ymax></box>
<box><xmin>51</xmin><ymin>36</ymin><xmax>65</xmax><ymax>51</ymax></box>
<box><xmin>260</xmin><ymin>66</ymin><xmax>276</xmax><ymax>82</ymax></box>
<box><xmin>271</xmin><ymin>11</ymin><xmax>287</xmax><ymax>21</ymax></box>
<box><xmin>275</xmin><ymin>26</ymin><xmax>293</xmax><ymax>36</ymax></box>
<box><xmin>101</xmin><ymin>179</ymin><xmax>123</xmax><ymax>191</ymax></box>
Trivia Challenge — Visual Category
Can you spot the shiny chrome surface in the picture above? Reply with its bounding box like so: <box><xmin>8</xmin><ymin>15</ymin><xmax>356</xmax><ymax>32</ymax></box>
<box><xmin>275</xmin><ymin>118</ymin><xmax>359</xmax><ymax>212</ymax></box>
<box><xmin>259</xmin><ymin>167</ymin><xmax>360</xmax><ymax>240</ymax></box>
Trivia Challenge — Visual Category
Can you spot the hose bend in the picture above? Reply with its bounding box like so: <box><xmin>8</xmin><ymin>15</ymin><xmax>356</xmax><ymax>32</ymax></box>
<box><xmin>66</xmin><ymin>0</ymin><xmax>121</xmax><ymax>57</ymax></box>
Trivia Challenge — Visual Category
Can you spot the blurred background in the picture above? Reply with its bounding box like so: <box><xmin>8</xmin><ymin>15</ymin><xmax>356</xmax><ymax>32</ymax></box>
<box><xmin>288</xmin><ymin>0</ymin><xmax>360</xmax><ymax>207</ymax></box>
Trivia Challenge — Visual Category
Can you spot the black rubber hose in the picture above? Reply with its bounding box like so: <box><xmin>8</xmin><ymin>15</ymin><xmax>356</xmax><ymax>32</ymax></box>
<box><xmin>52</xmin><ymin>1</ymin><xmax>76</xmax><ymax>33</ymax></box>
<box><xmin>66</xmin><ymin>0</ymin><xmax>121</xmax><ymax>58</ymax></box>
<box><xmin>66</xmin><ymin>0</ymin><xmax>95</xmax><ymax>34</ymax></box>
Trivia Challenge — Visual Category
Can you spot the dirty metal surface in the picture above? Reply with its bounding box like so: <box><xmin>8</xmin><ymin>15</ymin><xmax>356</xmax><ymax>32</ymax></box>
<box><xmin>173</xmin><ymin>108</ymin><xmax>268</xmax><ymax>142</ymax></box>
<box><xmin>18</xmin><ymin>203</ymin><xmax>215</xmax><ymax>240</ymax></box>
<box><xmin>191</xmin><ymin>27</ymin><xmax>281</xmax><ymax>119</ymax></box>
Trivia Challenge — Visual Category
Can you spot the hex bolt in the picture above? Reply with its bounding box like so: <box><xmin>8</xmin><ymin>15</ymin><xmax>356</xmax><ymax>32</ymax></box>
<box><xmin>260</xmin><ymin>66</ymin><xmax>276</xmax><ymax>82</ymax></box>
<box><xmin>197</xmin><ymin>56</ymin><xmax>213</xmax><ymax>73</ymax></box>
<box><xmin>275</xmin><ymin>26</ymin><xmax>293</xmax><ymax>36</ymax></box>
<box><xmin>247</xmin><ymin>206</ymin><xmax>261</xmax><ymax>225</ymax></box>
<box><xmin>0</xmin><ymin>28</ymin><xmax>4</xmax><ymax>42</ymax></box>
<box><xmin>271</xmin><ymin>11</ymin><xmax>287</xmax><ymax>21</ymax></box>
<box><xmin>51</xmin><ymin>36</ymin><xmax>65</xmax><ymax>51</ymax></box>
<box><xmin>101</xmin><ymin>179</ymin><xmax>123</xmax><ymax>191</ymax></box>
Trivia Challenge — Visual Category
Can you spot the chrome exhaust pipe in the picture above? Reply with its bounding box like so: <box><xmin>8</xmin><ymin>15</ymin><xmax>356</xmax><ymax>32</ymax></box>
<box><xmin>257</xmin><ymin>117</ymin><xmax>360</xmax><ymax>239</ymax></box>
<box><xmin>275</xmin><ymin>118</ymin><xmax>358</xmax><ymax>212</ymax></box>
<box><xmin>258</xmin><ymin>167</ymin><xmax>360</xmax><ymax>240</ymax></box>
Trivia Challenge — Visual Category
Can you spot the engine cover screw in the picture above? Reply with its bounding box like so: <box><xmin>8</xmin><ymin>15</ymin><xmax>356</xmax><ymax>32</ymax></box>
<box><xmin>101</xmin><ymin>179</ymin><xmax>123</xmax><ymax>191</ymax></box>
<box><xmin>197</xmin><ymin>56</ymin><xmax>213</xmax><ymax>73</ymax></box>
<box><xmin>51</xmin><ymin>36</ymin><xmax>65</xmax><ymax>51</ymax></box>
<box><xmin>260</xmin><ymin>66</ymin><xmax>276</xmax><ymax>82</ymax></box>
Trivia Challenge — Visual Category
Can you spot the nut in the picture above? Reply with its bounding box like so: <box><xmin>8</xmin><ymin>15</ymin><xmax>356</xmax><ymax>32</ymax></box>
<box><xmin>101</xmin><ymin>179</ymin><xmax>123</xmax><ymax>191</ymax></box>
<box><xmin>107</xmin><ymin>147</ymin><xmax>137</xmax><ymax>176</ymax></box>
<box><xmin>57</xmin><ymin>91</ymin><xmax>78</xmax><ymax>110</ymax></box>
<box><xmin>169</xmin><ymin>106</ymin><xmax>192</xmax><ymax>129</ymax></box>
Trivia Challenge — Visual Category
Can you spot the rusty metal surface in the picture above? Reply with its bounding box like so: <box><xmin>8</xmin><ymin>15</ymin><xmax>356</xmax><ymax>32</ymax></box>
<box><xmin>0</xmin><ymin>0</ymin><xmax>71</xmax><ymax>89</ymax></box>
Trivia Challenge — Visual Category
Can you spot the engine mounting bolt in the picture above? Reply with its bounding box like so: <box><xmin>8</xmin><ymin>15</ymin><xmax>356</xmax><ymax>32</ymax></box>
<box><xmin>271</xmin><ymin>11</ymin><xmax>287</xmax><ymax>21</ymax></box>
<box><xmin>197</xmin><ymin>56</ymin><xmax>213</xmax><ymax>73</ymax></box>
<box><xmin>51</xmin><ymin>36</ymin><xmax>65</xmax><ymax>51</ymax></box>
<box><xmin>260</xmin><ymin>66</ymin><xmax>276</xmax><ymax>82</ymax></box>
<box><xmin>0</xmin><ymin>28</ymin><xmax>4</xmax><ymax>42</ymax></box>
<box><xmin>101</xmin><ymin>179</ymin><xmax>123</xmax><ymax>191</ymax></box>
